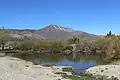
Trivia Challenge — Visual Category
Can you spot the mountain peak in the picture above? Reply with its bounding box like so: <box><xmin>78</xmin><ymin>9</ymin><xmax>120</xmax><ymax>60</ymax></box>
<box><xmin>46</xmin><ymin>24</ymin><xmax>74</xmax><ymax>32</ymax></box>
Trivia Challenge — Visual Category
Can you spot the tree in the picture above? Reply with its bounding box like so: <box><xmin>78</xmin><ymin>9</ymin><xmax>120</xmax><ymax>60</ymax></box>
<box><xmin>67</xmin><ymin>37</ymin><xmax>80</xmax><ymax>44</ymax></box>
<box><xmin>107</xmin><ymin>31</ymin><xmax>113</xmax><ymax>37</ymax></box>
<box><xmin>109</xmin><ymin>31</ymin><xmax>112</xmax><ymax>36</ymax></box>
<box><xmin>0</xmin><ymin>26</ymin><xmax>8</xmax><ymax>50</ymax></box>
<box><xmin>1</xmin><ymin>40</ymin><xmax>5</xmax><ymax>50</ymax></box>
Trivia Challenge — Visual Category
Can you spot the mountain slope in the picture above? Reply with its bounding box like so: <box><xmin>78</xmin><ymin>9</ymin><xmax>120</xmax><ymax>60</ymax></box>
<box><xmin>0</xmin><ymin>25</ymin><xmax>97</xmax><ymax>41</ymax></box>
<box><xmin>0</xmin><ymin>29</ymin><xmax>45</xmax><ymax>41</ymax></box>
<box><xmin>35</xmin><ymin>25</ymin><xmax>97</xmax><ymax>40</ymax></box>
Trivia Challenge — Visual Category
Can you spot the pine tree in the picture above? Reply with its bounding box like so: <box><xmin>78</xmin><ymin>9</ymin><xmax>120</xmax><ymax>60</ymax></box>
<box><xmin>106</xmin><ymin>31</ymin><xmax>112</xmax><ymax>37</ymax></box>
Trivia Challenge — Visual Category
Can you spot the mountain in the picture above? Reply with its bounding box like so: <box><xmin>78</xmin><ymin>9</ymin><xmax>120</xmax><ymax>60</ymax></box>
<box><xmin>0</xmin><ymin>25</ymin><xmax>97</xmax><ymax>41</ymax></box>
<box><xmin>0</xmin><ymin>29</ymin><xmax>45</xmax><ymax>41</ymax></box>
<box><xmin>35</xmin><ymin>25</ymin><xmax>97</xmax><ymax>40</ymax></box>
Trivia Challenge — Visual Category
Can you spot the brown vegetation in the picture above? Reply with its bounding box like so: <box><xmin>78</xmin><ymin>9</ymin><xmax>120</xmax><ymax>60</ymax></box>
<box><xmin>1</xmin><ymin>35</ymin><xmax>120</xmax><ymax>63</ymax></box>
<box><xmin>74</xmin><ymin>36</ymin><xmax>120</xmax><ymax>63</ymax></box>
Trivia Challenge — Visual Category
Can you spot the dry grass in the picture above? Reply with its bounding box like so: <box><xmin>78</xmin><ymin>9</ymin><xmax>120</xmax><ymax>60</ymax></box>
<box><xmin>75</xmin><ymin>36</ymin><xmax>120</xmax><ymax>63</ymax></box>
<box><xmin>5</xmin><ymin>36</ymin><xmax>120</xmax><ymax>63</ymax></box>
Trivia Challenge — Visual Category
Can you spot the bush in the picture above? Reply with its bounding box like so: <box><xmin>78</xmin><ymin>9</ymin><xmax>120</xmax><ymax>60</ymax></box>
<box><xmin>11</xmin><ymin>40</ymin><xmax>65</xmax><ymax>54</ymax></box>
<box><xmin>67</xmin><ymin>37</ymin><xmax>81</xmax><ymax>44</ymax></box>
<box><xmin>73</xmin><ymin>36</ymin><xmax>120</xmax><ymax>63</ymax></box>
<box><xmin>7</xmin><ymin>35</ymin><xmax>120</xmax><ymax>63</ymax></box>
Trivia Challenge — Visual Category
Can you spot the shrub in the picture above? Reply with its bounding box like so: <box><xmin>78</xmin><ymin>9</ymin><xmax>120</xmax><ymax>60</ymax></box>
<box><xmin>67</xmin><ymin>37</ymin><xmax>81</xmax><ymax>44</ymax></box>
<box><xmin>74</xmin><ymin>36</ymin><xmax>120</xmax><ymax>63</ymax></box>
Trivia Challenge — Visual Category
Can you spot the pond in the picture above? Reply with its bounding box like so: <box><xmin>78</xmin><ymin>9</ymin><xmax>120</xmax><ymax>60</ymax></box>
<box><xmin>12</xmin><ymin>53</ymin><xmax>103</xmax><ymax>74</ymax></box>
<box><xmin>34</xmin><ymin>54</ymin><xmax>102</xmax><ymax>74</ymax></box>
<box><xmin>40</xmin><ymin>59</ymin><xmax>96</xmax><ymax>74</ymax></box>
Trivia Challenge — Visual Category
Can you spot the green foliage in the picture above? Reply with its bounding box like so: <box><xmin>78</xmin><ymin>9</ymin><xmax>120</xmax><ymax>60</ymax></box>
<box><xmin>10</xmin><ymin>40</ymin><xmax>64</xmax><ymax>54</ymax></box>
<box><xmin>107</xmin><ymin>31</ymin><xmax>112</xmax><ymax>36</ymax></box>
<box><xmin>18</xmin><ymin>41</ymin><xmax>34</xmax><ymax>50</ymax></box>
<box><xmin>67</xmin><ymin>37</ymin><xmax>80</xmax><ymax>44</ymax></box>
<box><xmin>51</xmin><ymin>41</ymin><xmax>64</xmax><ymax>54</ymax></box>
<box><xmin>106</xmin><ymin>31</ymin><xmax>115</xmax><ymax>37</ymax></box>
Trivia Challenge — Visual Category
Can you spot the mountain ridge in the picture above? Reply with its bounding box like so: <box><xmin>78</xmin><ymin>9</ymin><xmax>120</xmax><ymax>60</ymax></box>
<box><xmin>0</xmin><ymin>24</ymin><xmax>98</xmax><ymax>41</ymax></box>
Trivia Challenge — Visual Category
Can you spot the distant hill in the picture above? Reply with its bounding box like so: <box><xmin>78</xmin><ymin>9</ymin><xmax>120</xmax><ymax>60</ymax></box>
<box><xmin>35</xmin><ymin>25</ymin><xmax>97</xmax><ymax>40</ymax></box>
<box><xmin>0</xmin><ymin>25</ymin><xmax>98</xmax><ymax>41</ymax></box>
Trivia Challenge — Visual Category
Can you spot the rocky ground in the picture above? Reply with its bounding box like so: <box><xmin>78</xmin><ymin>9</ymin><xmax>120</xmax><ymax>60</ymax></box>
<box><xmin>0</xmin><ymin>56</ymin><xmax>69</xmax><ymax>80</ymax></box>
<box><xmin>86</xmin><ymin>64</ymin><xmax>120</xmax><ymax>80</ymax></box>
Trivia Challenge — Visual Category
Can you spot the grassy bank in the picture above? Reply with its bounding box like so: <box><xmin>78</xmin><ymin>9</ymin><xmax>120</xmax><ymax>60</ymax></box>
<box><xmin>1</xmin><ymin>36</ymin><xmax>120</xmax><ymax>63</ymax></box>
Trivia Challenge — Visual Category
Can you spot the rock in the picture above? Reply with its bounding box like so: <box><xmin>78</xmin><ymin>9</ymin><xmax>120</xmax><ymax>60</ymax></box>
<box><xmin>101</xmin><ymin>70</ymin><xmax>104</xmax><ymax>72</ymax></box>
<box><xmin>86</xmin><ymin>65</ymin><xmax>120</xmax><ymax>80</ymax></box>
<box><xmin>64</xmin><ymin>49</ymin><xmax>71</xmax><ymax>55</ymax></box>
<box><xmin>0</xmin><ymin>56</ymin><xmax>64</xmax><ymax>80</ymax></box>
<box><xmin>0</xmin><ymin>53</ymin><xmax>5</xmax><ymax>57</ymax></box>
<box><xmin>25</xmin><ymin>65</ymin><xmax>29</xmax><ymax>67</ymax></box>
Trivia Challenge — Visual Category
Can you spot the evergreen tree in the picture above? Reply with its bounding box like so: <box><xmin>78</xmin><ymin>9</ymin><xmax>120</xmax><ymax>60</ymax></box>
<box><xmin>106</xmin><ymin>31</ymin><xmax>112</xmax><ymax>37</ymax></box>
<box><xmin>109</xmin><ymin>31</ymin><xmax>112</xmax><ymax>36</ymax></box>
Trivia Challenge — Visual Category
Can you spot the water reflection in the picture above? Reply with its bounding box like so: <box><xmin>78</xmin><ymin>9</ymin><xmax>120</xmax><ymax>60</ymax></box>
<box><xmin>40</xmin><ymin>59</ymin><xmax>96</xmax><ymax>71</ymax></box>
<box><xmin>38</xmin><ymin>54</ymin><xmax>103</xmax><ymax>73</ymax></box>
<box><xmin>13</xmin><ymin>53</ymin><xmax>102</xmax><ymax>73</ymax></box>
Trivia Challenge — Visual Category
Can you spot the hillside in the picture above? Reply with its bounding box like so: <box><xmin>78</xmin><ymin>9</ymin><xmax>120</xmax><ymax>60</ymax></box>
<box><xmin>0</xmin><ymin>25</ymin><xmax>97</xmax><ymax>41</ymax></box>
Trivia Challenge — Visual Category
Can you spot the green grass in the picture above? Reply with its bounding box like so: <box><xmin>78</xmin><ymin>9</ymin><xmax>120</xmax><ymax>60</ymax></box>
<box><xmin>62</xmin><ymin>67</ymin><xmax>73</xmax><ymax>72</ymax></box>
<box><xmin>61</xmin><ymin>73</ymin><xmax>119</xmax><ymax>80</ymax></box>
<box><xmin>60</xmin><ymin>67</ymin><xmax>119</xmax><ymax>80</ymax></box>
<box><xmin>62</xmin><ymin>75</ymin><xmax>81</xmax><ymax>80</ymax></box>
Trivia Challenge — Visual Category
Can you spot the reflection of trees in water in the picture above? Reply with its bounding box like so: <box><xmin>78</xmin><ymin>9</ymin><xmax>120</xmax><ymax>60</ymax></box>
<box><xmin>13</xmin><ymin>52</ymin><xmax>103</xmax><ymax>64</ymax></box>
<box><xmin>38</xmin><ymin>54</ymin><xmax>63</xmax><ymax>62</ymax></box>
<box><xmin>38</xmin><ymin>53</ymin><xmax>102</xmax><ymax>62</ymax></box>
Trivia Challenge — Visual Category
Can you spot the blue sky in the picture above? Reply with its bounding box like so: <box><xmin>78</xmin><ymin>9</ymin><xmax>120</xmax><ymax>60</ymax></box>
<box><xmin>0</xmin><ymin>0</ymin><xmax>120</xmax><ymax>35</ymax></box>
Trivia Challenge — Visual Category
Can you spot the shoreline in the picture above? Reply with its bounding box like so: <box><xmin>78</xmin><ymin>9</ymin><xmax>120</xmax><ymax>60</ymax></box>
<box><xmin>0</xmin><ymin>56</ymin><xmax>70</xmax><ymax>80</ymax></box>
<box><xmin>85</xmin><ymin>64</ymin><xmax>120</xmax><ymax>80</ymax></box>
<box><xmin>1</xmin><ymin>56</ymin><xmax>120</xmax><ymax>80</ymax></box>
